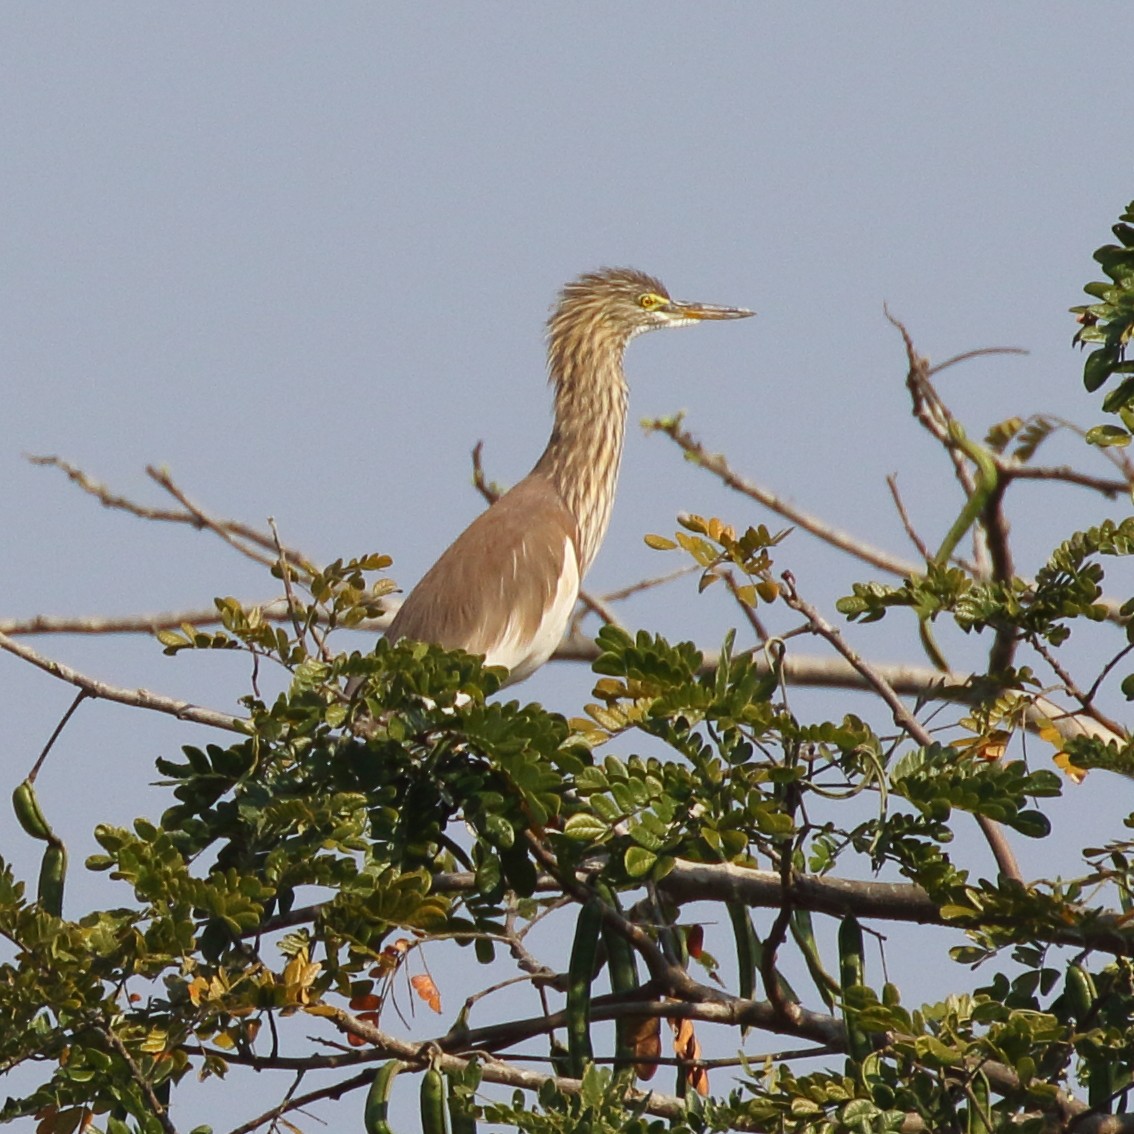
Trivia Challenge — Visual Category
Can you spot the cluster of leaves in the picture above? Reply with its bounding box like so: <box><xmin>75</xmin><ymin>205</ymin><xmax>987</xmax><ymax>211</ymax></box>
<box><xmin>838</xmin><ymin>515</ymin><xmax>1134</xmax><ymax>657</ymax></box>
<box><xmin>1072</xmin><ymin>199</ymin><xmax>1134</xmax><ymax>443</ymax></box>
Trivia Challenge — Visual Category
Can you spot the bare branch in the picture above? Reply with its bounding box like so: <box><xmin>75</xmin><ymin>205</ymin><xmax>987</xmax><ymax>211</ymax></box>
<box><xmin>885</xmin><ymin>474</ymin><xmax>933</xmax><ymax>562</ymax></box>
<box><xmin>645</xmin><ymin>418</ymin><xmax>920</xmax><ymax>577</ymax></box>
<box><xmin>28</xmin><ymin>690</ymin><xmax>89</xmax><ymax>781</ymax></box>
<box><xmin>146</xmin><ymin>465</ymin><xmax>285</xmax><ymax>570</ymax></box>
<box><xmin>0</xmin><ymin>628</ymin><xmax>248</xmax><ymax>734</ymax></box>
<box><xmin>224</xmin><ymin>1069</ymin><xmax>373</xmax><ymax>1134</ymax></box>
<box><xmin>1008</xmin><ymin>463</ymin><xmax>1134</xmax><ymax>497</ymax></box>
<box><xmin>28</xmin><ymin>454</ymin><xmax>312</xmax><ymax>572</ymax></box>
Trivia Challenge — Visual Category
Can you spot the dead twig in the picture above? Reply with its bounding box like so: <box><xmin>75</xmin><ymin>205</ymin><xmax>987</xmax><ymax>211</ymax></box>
<box><xmin>29</xmin><ymin>454</ymin><xmax>312</xmax><ymax>573</ymax></box>
<box><xmin>647</xmin><ymin>418</ymin><xmax>920</xmax><ymax>578</ymax></box>
<box><xmin>0</xmin><ymin>628</ymin><xmax>248</xmax><ymax>734</ymax></box>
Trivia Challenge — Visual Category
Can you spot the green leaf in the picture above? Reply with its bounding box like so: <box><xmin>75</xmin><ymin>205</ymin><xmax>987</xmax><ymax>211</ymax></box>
<box><xmin>624</xmin><ymin>846</ymin><xmax>657</xmax><ymax>877</ymax></box>
<box><xmin>1085</xmin><ymin>423</ymin><xmax>1131</xmax><ymax>447</ymax></box>
<box><xmin>563</xmin><ymin>813</ymin><xmax>607</xmax><ymax>842</ymax></box>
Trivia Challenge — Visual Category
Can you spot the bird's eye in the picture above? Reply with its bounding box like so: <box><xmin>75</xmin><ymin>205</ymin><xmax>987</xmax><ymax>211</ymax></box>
<box><xmin>639</xmin><ymin>293</ymin><xmax>662</xmax><ymax>310</ymax></box>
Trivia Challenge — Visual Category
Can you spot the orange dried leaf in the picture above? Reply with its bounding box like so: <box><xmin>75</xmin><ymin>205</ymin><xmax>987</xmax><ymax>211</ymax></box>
<box><xmin>410</xmin><ymin>973</ymin><xmax>442</xmax><ymax>1013</ymax></box>
<box><xmin>686</xmin><ymin>924</ymin><xmax>705</xmax><ymax>958</ymax></box>
<box><xmin>688</xmin><ymin>1061</ymin><xmax>710</xmax><ymax>1096</ymax></box>
<box><xmin>671</xmin><ymin>1017</ymin><xmax>708</xmax><ymax>1095</ymax></box>
<box><xmin>976</xmin><ymin>729</ymin><xmax>1010</xmax><ymax>762</ymax></box>
<box><xmin>349</xmin><ymin>993</ymin><xmax>382</xmax><ymax>1012</ymax></box>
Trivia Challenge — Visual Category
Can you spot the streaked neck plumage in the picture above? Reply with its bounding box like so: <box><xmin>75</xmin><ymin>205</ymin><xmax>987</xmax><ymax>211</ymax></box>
<box><xmin>533</xmin><ymin>297</ymin><xmax>632</xmax><ymax>576</ymax></box>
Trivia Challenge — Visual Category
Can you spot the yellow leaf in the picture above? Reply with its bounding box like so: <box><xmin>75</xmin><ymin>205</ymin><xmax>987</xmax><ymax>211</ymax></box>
<box><xmin>186</xmin><ymin>976</ymin><xmax>209</xmax><ymax>1006</ymax></box>
<box><xmin>755</xmin><ymin>580</ymin><xmax>780</xmax><ymax>602</ymax></box>
<box><xmin>1054</xmin><ymin>751</ymin><xmax>1089</xmax><ymax>783</ymax></box>
<box><xmin>644</xmin><ymin>534</ymin><xmax>677</xmax><ymax>551</ymax></box>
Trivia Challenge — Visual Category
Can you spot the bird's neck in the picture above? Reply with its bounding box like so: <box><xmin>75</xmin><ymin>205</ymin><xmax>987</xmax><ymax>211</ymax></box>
<box><xmin>533</xmin><ymin>345</ymin><xmax>630</xmax><ymax>577</ymax></box>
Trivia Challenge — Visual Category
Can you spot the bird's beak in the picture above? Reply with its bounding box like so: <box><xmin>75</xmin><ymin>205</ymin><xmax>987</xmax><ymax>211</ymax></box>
<box><xmin>668</xmin><ymin>300</ymin><xmax>755</xmax><ymax>321</ymax></box>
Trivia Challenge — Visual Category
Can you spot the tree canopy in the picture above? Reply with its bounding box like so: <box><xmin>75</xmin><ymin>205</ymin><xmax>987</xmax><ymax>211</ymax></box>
<box><xmin>4</xmin><ymin>201</ymin><xmax>1134</xmax><ymax>1134</ymax></box>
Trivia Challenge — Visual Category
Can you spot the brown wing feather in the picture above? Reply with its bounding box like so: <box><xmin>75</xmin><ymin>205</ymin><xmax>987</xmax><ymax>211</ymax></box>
<box><xmin>386</xmin><ymin>473</ymin><xmax>580</xmax><ymax>663</ymax></box>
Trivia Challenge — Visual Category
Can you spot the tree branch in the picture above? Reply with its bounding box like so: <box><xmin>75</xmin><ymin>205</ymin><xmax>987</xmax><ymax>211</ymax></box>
<box><xmin>645</xmin><ymin>416</ymin><xmax>921</xmax><ymax>576</ymax></box>
<box><xmin>0</xmin><ymin>628</ymin><xmax>248</xmax><ymax>733</ymax></box>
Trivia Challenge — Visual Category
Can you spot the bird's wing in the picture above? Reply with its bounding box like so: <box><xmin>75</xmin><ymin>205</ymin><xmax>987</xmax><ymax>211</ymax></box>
<box><xmin>386</xmin><ymin>475</ymin><xmax>581</xmax><ymax>682</ymax></box>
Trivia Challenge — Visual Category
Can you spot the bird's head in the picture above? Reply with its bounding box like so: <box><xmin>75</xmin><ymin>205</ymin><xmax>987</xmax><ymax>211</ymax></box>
<box><xmin>549</xmin><ymin>267</ymin><xmax>753</xmax><ymax>355</ymax></box>
<box><xmin>545</xmin><ymin>267</ymin><xmax>754</xmax><ymax>403</ymax></box>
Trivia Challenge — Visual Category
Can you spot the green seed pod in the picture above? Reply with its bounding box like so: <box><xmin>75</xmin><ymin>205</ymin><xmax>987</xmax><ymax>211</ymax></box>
<box><xmin>12</xmin><ymin>780</ymin><xmax>53</xmax><ymax>842</ymax></box>
<box><xmin>364</xmin><ymin>1059</ymin><xmax>404</xmax><ymax>1134</ymax></box>
<box><xmin>419</xmin><ymin>1067</ymin><xmax>446</xmax><ymax>1134</ymax></box>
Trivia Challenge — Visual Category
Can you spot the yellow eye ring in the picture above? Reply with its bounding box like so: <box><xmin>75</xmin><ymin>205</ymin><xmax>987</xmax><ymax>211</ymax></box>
<box><xmin>639</xmin><ymin>293</ymin><xmax>662</xmax><ymax>310</ymax></box>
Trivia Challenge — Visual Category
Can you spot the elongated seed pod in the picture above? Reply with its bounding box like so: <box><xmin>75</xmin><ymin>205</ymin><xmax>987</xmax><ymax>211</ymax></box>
<box><xmin>1067</xmin><ymin>965</ymin><xmax>1116</xmax><ymax>1109</ymax></box>
<box><xmin>566</xmin><ymin>898</ymin><xmax>602</xmax><ymax>1078</ymax></box>
<box><xmin>1065</xmin><ymin>963</ymin><xmax>1096</xmax><ymax>1023</ymax></box>
<box><xmin>12</xmin><ymin>780</ymin><xmax>53</xmax><ymax>842</ymax></box>
<box><xmin>966</xmin><ymin>1069</ymin><xmax>991</xmax><ymax>1134</ymax></box>
<box><xmin>837</xmin><ymin>915</ymin><xmax>870</xmax><ymax>1064</ymax></box>
<box><xmin>595</xmin><ymin>882</ymin><xmax>640</xmax><ymax>1080</ymax></box>
<box><xmin>37</xmin><ymin>844</ymin><xmax>67</xmax><ymax>917</ymax></box>
<box><xmin>727</xmin><ymin>903</ymin><xmax>758</xmax><ymax>1004</ymax></box>
<box><xmin>419</xmin><ymin>1067</ymin><xmax>446</xmax><ymax>1134</ymax></box>
<box><xmin>364</xmin><ymin>1059</ymin><xmax>404</xmax><ymax>1134</ymax></box>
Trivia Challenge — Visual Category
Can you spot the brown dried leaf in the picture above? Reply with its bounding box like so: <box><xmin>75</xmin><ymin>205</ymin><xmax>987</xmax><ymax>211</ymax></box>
<box><xmin>671</xmin><ymin>1016</ymin><xmax>709</xmax><ymax>1096</ymax></box>
<box><xmin>628</xmin><ymin>1014</ymin><xmax>661</xmax><ymax>1081</ymax></box>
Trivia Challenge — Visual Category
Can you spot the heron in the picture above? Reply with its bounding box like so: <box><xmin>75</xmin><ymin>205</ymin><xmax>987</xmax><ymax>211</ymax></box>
<box><xmin>377</xmin><ymin>267</ymin><xmax>753</xmax><ymax>686</ymax></box>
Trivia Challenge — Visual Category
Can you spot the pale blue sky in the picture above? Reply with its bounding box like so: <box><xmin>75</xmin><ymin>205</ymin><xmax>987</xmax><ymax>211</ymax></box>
<box><xmin>2</xmin><ymin>6</ymin><xmax>1132</xmax><ymax>1129</ymax></box>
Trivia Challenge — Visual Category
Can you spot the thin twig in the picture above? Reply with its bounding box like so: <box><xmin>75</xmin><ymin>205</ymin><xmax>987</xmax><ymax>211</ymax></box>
<box><xmin>96</xmin><ymin>1023</ymin><xmax>179</xmax><ymax>1134</ymax></box>
<box><xmin>926</xmin><ymin>346</ymin><xmax>1029</xmax><ymax>377</ymax></box>
<box><xmin>599</xmin><ymin>563</ymin><xmax>700</xmax><ymax>603</ymax></box>
<box><xmin>981</xmin><ymin>476</ymin><xmax>1017</xmax><ymax>672</ymax></box>
<box><xmin>1007</xmin><ymin>464</ymin><xmax>1134</xmax><ymax>498</ymax></box>
<box><xmin>28</xmin><ymin>690</ymin><xmax>89</xmax><ymax>781</ymax></box>
<box><xmin>224</xmin><ymin>1068</ymin><xmax>373</xmax><ymax>1134</ymax></box>
<box><xmin>885</xmin><ymin>474</ymin><xmax>933</xmax><ymax>562</ymax></box>
<box><xmin>28</xmin><ymin>454</ymin><xmax>312</xmax><ymax>572</ymax></box>
<box><xmin>0</xmin><ymin>629</ymin><xmax>248</xmax><ymax>734</ymax></box>
<box><xmin>1030</xmin><ymin>636</ymin><xmax>1128</xmax><ymax>741</ymax></box>
<box><xmin>0</xmin><ymin>602</ymin><xmax>396</xmax><ymax>638</ymax></box>
<box><xmin>147</xmin><ymin>465</ymin><xmax>280</xmax><ymax>570</ymax></box>
<box><xmin>647</xmin><ymin>418</ymin><xmax>920</xmax><ymax>577</ymax></box>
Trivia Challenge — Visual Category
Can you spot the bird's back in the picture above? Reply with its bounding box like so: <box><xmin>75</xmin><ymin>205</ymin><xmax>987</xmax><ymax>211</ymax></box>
<box><xmin>385</xmin><ymin>473</ymin><xmax>581</xmax><ymax>684</ymax></box>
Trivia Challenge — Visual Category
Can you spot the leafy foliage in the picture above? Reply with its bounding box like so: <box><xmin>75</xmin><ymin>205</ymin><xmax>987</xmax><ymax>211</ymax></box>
<box><xmin>7</xmin><ymin>202</ymin><xmax>1134</xmax><ymax>1134</ymax></box>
